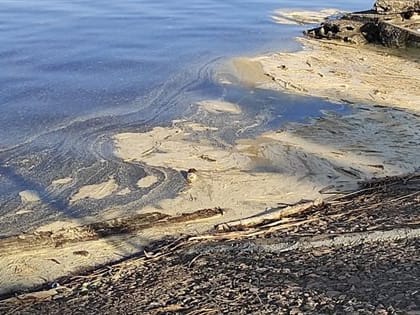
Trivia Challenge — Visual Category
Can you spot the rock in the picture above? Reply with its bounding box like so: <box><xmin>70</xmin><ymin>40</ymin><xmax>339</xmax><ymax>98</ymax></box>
<box><xmin>290</xmin><ymin>307</ymin><xmax>302</xmax><ymax>315</ymax></box>
<box><xmin>305</xmin><ymin>1</ymin><xmax>420</xmax><ymax>48</ymax></box>
<box><xmin>378</xmin><ymin>21</ymin><xmax>420</xmax><ymax>47</ymax></box>
<box><xmin>374</xmin><ymin>0</ymin><xmax>420</xmax><ymax>14</ymax></box>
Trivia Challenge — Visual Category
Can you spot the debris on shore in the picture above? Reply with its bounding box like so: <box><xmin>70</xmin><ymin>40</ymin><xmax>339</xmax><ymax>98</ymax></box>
<box><xmin>1</xmin><ymin>173</ymin><xmax>419</xmax><ymax>314</ymax></box>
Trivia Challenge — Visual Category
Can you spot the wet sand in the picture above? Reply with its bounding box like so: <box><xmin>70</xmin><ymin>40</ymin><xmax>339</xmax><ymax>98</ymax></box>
<box><xmin>243</xmin><ymin>38</ymin><xmax>420</xmax><ymax>112</ymax></box>
<box><xmin>113</xmin><ymin>98</ymin><xmax>419</xmax><ymax>223</ymax></box>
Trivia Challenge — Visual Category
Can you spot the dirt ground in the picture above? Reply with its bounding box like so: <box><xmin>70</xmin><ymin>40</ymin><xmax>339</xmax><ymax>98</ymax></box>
<box><xmin>1</xmin><ymin>173</ymin><xmax>418</xmax><ymax>314</ymax></box>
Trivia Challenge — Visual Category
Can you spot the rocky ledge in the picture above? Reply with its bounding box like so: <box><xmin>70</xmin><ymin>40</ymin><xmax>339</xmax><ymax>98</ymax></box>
<box><xmin>306</xmin><ymin>0</ymin><xmax>420</xmax><ymax>47</ymax></box>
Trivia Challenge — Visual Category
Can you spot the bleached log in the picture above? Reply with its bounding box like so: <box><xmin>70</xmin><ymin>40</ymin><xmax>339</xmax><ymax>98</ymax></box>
<box><xmin>215</xmin><ymin>199</ymin><xmax>323</xmax><ymax>231</ymax></box>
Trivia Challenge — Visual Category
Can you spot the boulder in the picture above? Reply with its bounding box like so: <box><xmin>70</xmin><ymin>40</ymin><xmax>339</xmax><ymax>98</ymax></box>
<box><xmin>305</xmin><ymin>1</ymin><xmax>420</xmax><ymax>48</ymax></box>
<box><xmin>374</xmin><ymin>0</ymin><xmax>420</xmax><ymax>14</ymax></box>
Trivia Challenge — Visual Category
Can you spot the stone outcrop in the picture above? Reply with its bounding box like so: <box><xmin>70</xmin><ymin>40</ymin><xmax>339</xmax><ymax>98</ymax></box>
<box><xmin>374</xmin><ymin>0</ymin><xmax>420</xmax><ymax>14</ymax></box>
<box><xmin>305</xmin><ymin>0</ymin><xmax>420</xmax><ymax>48</ymax></box>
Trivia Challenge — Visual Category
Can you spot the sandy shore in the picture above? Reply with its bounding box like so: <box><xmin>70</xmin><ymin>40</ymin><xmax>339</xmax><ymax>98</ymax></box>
<box><xmin>115</xmin><ymin>106</ymin><xmax>419</xmax><ymax>219</ymax></box>
<box><xmin>1</xmin><ymin>36</ymin><xmax>419</xmax><ymax>297</ymax></box>
<box><xmin>243</xmin><ymin>38</ymin><xmax>420</xmax><ymax>112</ymax></box>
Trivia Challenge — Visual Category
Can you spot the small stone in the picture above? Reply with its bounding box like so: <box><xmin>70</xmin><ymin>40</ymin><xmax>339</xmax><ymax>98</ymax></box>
<box><xmin>374</xmin><ymin>308</ymin><xmax>388</xmax><ymax>315</ymax></box>
<box><xmin>186</xmin><ymin>168</ymin><xmax>198</xmax><ymax>183</ymax></box>
<box><xmin>290</xmin><ymin>307</ymin><xmax>302</xmax><ymax>315</ymax></box>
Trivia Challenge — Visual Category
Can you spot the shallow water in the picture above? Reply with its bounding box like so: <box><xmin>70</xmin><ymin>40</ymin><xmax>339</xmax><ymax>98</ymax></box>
<box><xmin>0</xmin><ymin>0</ymin><xmax>367</xmax><ymax>234</ymax></box>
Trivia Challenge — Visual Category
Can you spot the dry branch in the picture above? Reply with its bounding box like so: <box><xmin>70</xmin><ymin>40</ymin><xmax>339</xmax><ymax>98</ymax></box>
<box><xmin>215</xmin><ymin>199</ymin><xmax>323</xmax><ymax>232</ymax></box>
<box><xmin>190</xmin><ymin>218</ymin><xmax>319</xmax><ymax>242</ymax></box>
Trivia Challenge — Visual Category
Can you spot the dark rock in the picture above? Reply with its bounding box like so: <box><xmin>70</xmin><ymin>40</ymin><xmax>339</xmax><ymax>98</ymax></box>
<box><xmin>305</xmin><ymin>1</ymin><xmax>420</xmax><ymax>48</ymax></box>
<box><xmin>374</xmin><ymin>0</ymin><xmax>420</xmax><ymax>14</ymax></box>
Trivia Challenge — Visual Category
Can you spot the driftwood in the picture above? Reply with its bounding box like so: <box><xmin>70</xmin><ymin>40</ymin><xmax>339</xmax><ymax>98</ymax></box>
<box><xmin>214</xmin><ymin>199</ymin><xmax>323</xmax><ymax>231</ymax></box>
<box><xmin>189</xmin><ymin>218</ymin><xmax>320</xmax><ymax>241</ymax></box>
<box><xmin>305</xmin><ymin>1</ymin><xmax>420</xmax><ymax>48</ymax></box>
<box><xmin>0</xmin><ymin>208</ymin><xmax>224</xmax><ymax>254</ymax></box>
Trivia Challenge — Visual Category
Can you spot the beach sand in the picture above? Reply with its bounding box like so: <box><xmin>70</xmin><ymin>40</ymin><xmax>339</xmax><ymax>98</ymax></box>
<box><xmin>114</xmin><ymin>103</ymin><xmax>419</xmax><ymax>225</ymax></box>
<box><xmin>246</xmin><ymin>38</ymin><xmax>420</xmax><ymax>112</ymax></box>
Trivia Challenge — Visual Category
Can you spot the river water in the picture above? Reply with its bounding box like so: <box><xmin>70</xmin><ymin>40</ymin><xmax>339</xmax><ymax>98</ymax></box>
<box><xmin>0</xmin><ymin>0</ymin><xmax>366</xmax><ymax>235</ymax></box>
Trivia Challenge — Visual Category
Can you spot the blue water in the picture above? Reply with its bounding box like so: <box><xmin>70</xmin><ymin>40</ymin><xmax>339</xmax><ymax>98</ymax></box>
<box><xmin>0</xmin><ymin>0</ymin><xmax>366</xmax><ymax>147</ymax></box>
<box><xmin>0</xmin><ymin>0</ymin><xmax>368</xmax><ymax>234</ymax></box>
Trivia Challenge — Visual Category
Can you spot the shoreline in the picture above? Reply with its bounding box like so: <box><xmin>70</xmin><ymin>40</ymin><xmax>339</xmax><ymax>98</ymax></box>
<box><xmin>235</xmin><ymin>37</ymin><xmax>420</xmax><ymax>112</ymax></box>
<box><xmin>1</xmin><ymin>35</ymin><xmax>419</xmax><ymax>301</ymax></box>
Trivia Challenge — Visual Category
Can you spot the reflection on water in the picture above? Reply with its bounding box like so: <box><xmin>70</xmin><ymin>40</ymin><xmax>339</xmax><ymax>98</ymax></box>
<box><xmin>0</xmin><ymin>0</ymin><xmax>367</xmax><ymax>234</ymax></box>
